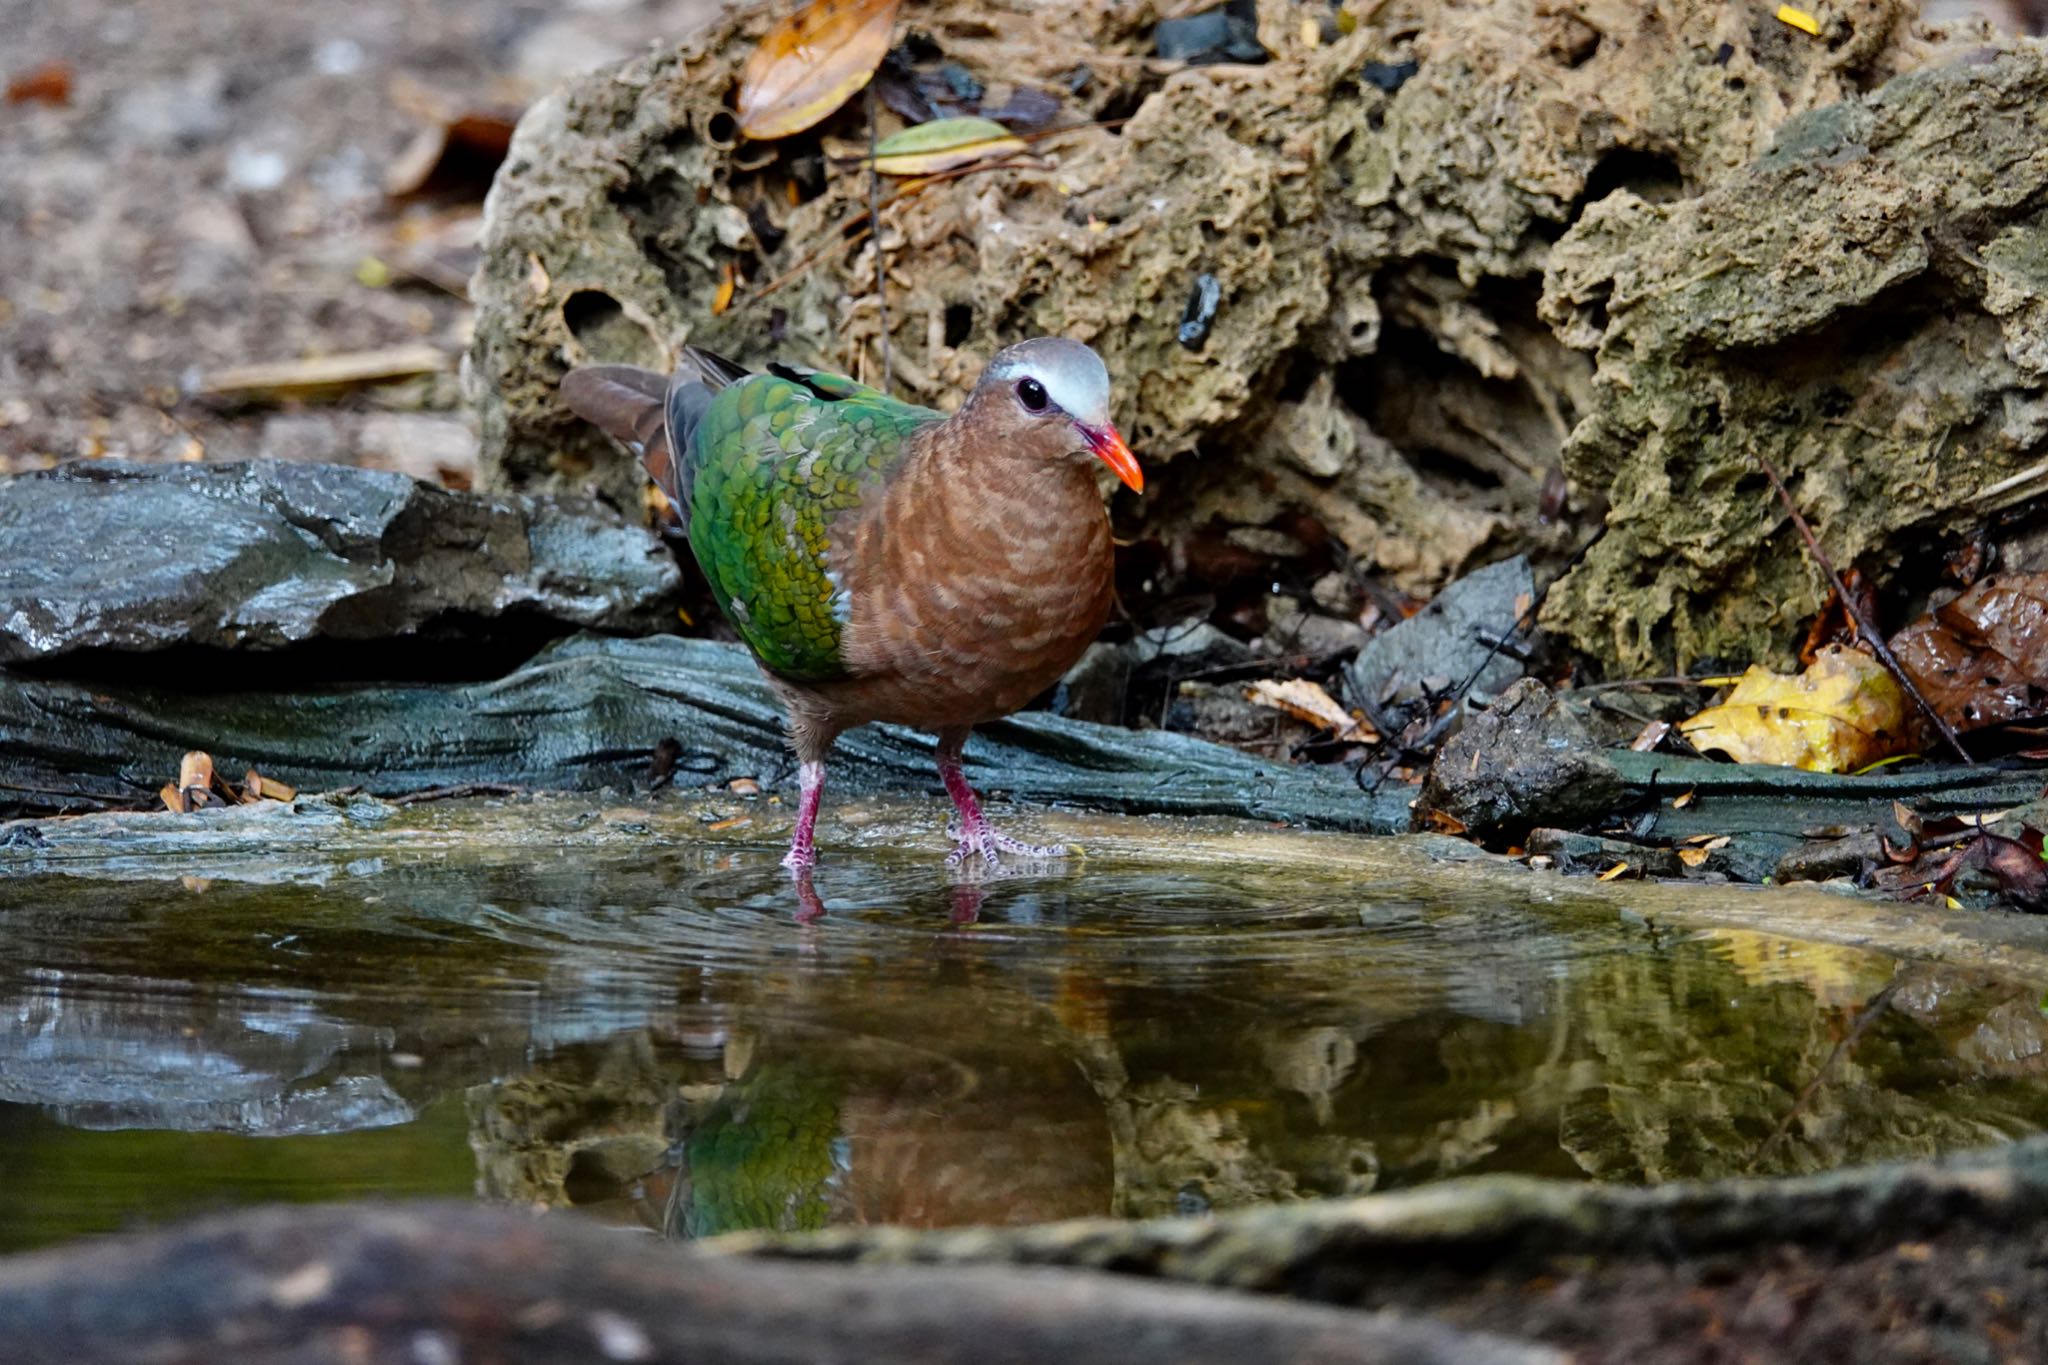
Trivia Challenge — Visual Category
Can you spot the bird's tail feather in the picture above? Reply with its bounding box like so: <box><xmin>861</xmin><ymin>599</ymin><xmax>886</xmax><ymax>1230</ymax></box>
<box><xmin>560</xmin><ymin>363</ymin><xmax>685</xmax><ymax>533</ymax></box>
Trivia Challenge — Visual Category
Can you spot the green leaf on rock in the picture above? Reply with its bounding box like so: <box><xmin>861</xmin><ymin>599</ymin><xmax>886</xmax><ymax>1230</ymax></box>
<box><xmin>870</xmin><ymin>116</ymin><xmax>1027</xmax><ymax>176</ymax></box>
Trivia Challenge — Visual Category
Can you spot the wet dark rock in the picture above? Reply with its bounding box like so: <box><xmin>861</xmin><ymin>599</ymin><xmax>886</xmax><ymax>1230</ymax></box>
<box><xmin>1346</xmin><ymin>557</ymin><xmax>1534</xmax><ymax>732</ymax></box>
<box><xmin>0</xmin><ymin>460</ymin><xmax>680</xmax><ymax>663</ymax></box>
<box><xmin>1131</xmin><ymin>620</ymin><xmax>1253</xmax><ymax>669</ymax></box>
<box><xmin>1777</xmin><ymin>831</ymin><xmax>1885</xmax><ymax>884</ymax></box>
<box><xmin>1154</xmin><ymin>0</ymin><xmax>1268</xmax><ymax>66</ymax></box>
<box><xmin>1360</xmin><ymin>59</ymin><xmax>1420</xmax><ymax>93</ymax></box>
<box><xmin>722</xmin><ymin>1140</ymin><xmax>2048</xmax><ymax>1363</ymax></box>
<box><xmin>1413</xmin><ymin>678</ymin><xmax>1622</xmax><ymax>837</ymax></box>
<box><xmin>1178</xmin><ymin>272</ymin><xmax>1221</xmax><ymax>350</ymax></box>
<box><xmin>1054</xmin><ymin>641</ymin><xmax>1132</xmax><ymax>725</ymax></box>
<box><xmin>1528</xmin><ymin>829</ymin><xmax>1684</xmax><ymax>879</ymax></box>
<box><xmin>1263</xmin><ymin>596</ymin><xmax>1369</xmax><ymax>661</ymax></box>
<box><xmin>0</xmin><ymin>634</ymin><xmax>1411</xmax><ymax>831</ymax></box>
<box><xmin>0</xmin><ymin>1202</ymin><xmax>1556</xmax><ymax>1365</ymax></box>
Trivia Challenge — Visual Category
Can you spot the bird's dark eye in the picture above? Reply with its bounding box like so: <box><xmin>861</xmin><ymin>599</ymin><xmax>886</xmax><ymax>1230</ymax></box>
<box><xmin>1016</xmin><ymin>377</ymin><xmax>1048</xmax><ymax>413</ymax></box>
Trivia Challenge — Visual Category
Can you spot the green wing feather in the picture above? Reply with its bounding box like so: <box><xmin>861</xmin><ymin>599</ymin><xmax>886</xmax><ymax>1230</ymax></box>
<box><xmin>684</xmin><ymin>367</ymin><xmax>937</xmax><ymax>681</ymax></box>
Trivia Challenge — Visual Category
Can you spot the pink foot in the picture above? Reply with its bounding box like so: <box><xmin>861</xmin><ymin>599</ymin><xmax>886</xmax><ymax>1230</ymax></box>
<box><xmin>936</xmin><ymin>746</ymin><xmax>1066</xmax><ymax>868</ymax></box>
<box><xmin>782</xmin><ymin>760</ymin><xmax>825</xmax><ymax>872</ymax></box>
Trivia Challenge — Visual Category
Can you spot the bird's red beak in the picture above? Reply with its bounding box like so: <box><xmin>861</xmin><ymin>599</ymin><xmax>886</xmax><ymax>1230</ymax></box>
<box><xmin>1081</xmin><ymin>423</ymin><xmax>1144</xmax><ymax>494</ymax></box>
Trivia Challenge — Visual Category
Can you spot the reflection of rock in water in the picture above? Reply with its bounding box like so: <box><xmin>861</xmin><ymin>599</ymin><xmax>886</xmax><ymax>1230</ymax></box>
<box><xmin>1552</xmin><ymin>954</ymin><xmax>2048</xmax><ymax>1182</ymax></box>
<box><xmin>0</xmin><ymin>982</ymin><xmax>411</xmax><ymax>1136</ymax></box>
<box><xmin>468</xmin><ymin>1030</ymin><xmax>676</xmax><ymax>1214</ymax></box>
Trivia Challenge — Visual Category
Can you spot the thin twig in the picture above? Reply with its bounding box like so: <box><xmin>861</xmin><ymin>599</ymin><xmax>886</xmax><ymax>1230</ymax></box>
<box><xmin>865</xmin><ymin>83</ymin><xmax>890</xmax><ymax>394</ymax></box>
<box><xmin>1748</xmin><ymin>974</ymin><xmax>1904</xmax><ymax>1172</ymax></box>
<box><xmin>1753</xmin><ymin>453</ymin><xmax>1973</xmax><ymax>764</ymax></box>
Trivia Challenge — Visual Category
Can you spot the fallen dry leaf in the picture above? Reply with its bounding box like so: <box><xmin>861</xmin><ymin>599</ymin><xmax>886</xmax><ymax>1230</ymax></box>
<box><xmin>870</xmin><ymin>115</ymin><xmax>1026</xmax><ymax>176</ymax></box>
<box><xmin>194</xmin><ymin>344</ymin><xmax>451</xmax><ymax>405</ymax></box>
<box><xmin>1598</xmin><ymin>861</ymin><xmax>1630</xmax><ymax>881</ymax></box>
<box><xmin>1630</xmin><ymin>719</ymin><xmax>1672</xmax><ymax>752</ymax></box>
<box><xmin>6</xmin><ymin>61</ymin><xmax>72</xmax><ymax>106</ymax></box>
<box><xmin>736</xmin><ymin>0</ymin><xmax>901</xmax><ymax>140</ymax></box>
<box><xmin>385</xmin><ymin>111</ymin><xmax>519</xmax><ymax>200</ymax></box>
<box><xmin>1891</xmin><ymin>572</ymin><xmax>2048</xmax><ymax>734</ymax></box>
<box><xmin>1677</xmin><ymin>847</ymin><xmax>1710</xmax><ymax>868</ymax></box>
<box><xmin>1678</xmin><ymin>644</ymin><xmax>1912</xmax><ymax>772</ymax></box>
<box><xmin>243</xmin><ymin>770</ymin><xmax>297</xmax><ymax>803</ymax></box>
<box><xmin>1775</xmin><ymin>4</ymin><xmax>1821</xmax><ymax>35</ymax></box>
<box><xmin>179</xmin><ymin>751</ymin><xmax>215</xmax><ymax>791</ymax></box>
<box><xmin>163</xmin><ymin>751</ymin><xmax>223</xmax><ymax>813</ymax></box>
<box><xmin>713</xmin><ymin>262</ymin><xmax>738</xmax><ymax>315</ymax></box>
<box><xmin>1244</xmin><ymin>677</ymin><xmax>1378</xmax><ymax>742</ymax></box>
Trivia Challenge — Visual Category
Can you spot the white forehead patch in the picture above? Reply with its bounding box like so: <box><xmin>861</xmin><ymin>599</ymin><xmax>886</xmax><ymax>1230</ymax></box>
<box><xmin>985</xmin><ymin>339</ymin><xmax>1112</xmax><ymax>427</ymax></box>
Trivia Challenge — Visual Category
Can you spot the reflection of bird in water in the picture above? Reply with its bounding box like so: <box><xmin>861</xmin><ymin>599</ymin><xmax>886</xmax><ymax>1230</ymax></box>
<box><xmin>660</xmin><ymin>1044</ymin><xmax>1113</xmax><ymax>1238</ymax></box>
<box><xmin>560</xmin><ymin>339</ymin><xmax>1143</xmax><ymax>881</ymax></box>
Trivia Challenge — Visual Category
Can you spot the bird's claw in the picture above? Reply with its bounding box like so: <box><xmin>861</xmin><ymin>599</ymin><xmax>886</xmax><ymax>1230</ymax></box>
<box><xmin>945</xmin><ymin>822</ymin><xmax>1068</xmax><ymax>868</ymax></box>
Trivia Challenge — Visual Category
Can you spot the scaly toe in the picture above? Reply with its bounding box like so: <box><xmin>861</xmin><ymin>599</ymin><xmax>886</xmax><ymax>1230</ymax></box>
<box><xmin>946</xmin><ymin>824</ymin><xmax>1066</xmax><ymax>867</ymax></box>
<box><xmin>990</xmin><ymin>831</ymin><xmax>1067</xmax><ymax>860</ymax></box>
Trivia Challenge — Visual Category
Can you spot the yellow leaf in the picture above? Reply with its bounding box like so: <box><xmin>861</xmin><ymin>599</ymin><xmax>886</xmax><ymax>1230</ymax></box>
<box><xmin>1598</xmin><ymin>861</ymin><xmax>1629</xmax><ymax>881</ymax></box>
<box><xmin>1678</xmin><ymin>847</ymin><xmax>1710</xmax><ymax>868</ymax></box>
<box><xmin>713</xmin><ymin>262</ymin><xmax>737</xmax><ymax>315</ymax></box>
<box><xmin>1775</xmin><ymin>4</ymin><xmax>1821</xmax><ymax>36</ymax></box>
<box><xmin>870</xmin><ymin>116</ymin><xmax>1027</xmax><ymax>177</ymax></box>
<box><xmin>736</xmin><ymin>0</ymin><xmax>901</xmax><ymax>141</ymax></box>
<box><xmin>1677</xmin><ymin>645</ymin><xmax>1911</xmax><ymax>773</ymax></box>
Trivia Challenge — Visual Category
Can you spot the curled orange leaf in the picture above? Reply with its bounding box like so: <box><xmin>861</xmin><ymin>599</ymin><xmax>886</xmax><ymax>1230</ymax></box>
<box><xmin>736</xmin><ymin>0</ymin><xmax>901</xmax><ymax>141</ymax></box>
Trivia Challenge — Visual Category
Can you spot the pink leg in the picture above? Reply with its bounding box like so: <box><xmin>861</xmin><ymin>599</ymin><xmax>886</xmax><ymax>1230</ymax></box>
<box><xmin>935</xmin><ymin>734</ymin><xmax>1066</xmax><ymax>868</ymax></box>
<box><xmin>782</xmin><ymin>760</ymin><xmax>825</xmax><ymax>871</ymax></box>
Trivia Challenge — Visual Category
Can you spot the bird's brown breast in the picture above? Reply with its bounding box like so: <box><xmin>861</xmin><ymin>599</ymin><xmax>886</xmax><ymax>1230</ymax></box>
<box><xmin>819</xmin><ymin>441</ymin><xmax>1114</xmax><ymax>732</ymax></box>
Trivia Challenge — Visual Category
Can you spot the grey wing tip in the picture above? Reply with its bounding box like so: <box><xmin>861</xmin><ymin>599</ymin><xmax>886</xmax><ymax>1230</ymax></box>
<box><xmin>680</xmin><ymin>345</ymin><xmax>753</xmax><ymax>390</ymax></box>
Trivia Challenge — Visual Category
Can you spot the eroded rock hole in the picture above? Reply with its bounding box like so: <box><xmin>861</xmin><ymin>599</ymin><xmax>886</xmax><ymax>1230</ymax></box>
<box><xmin>1580</xmin><ymin>148</ymin><xmax>1687</xmax><ymax>207</ymax></box>
<box><xmin>943</xmin><ymin>303</ymin><xmax>974</xmax><ymax>347</ymax></box>
<box><xmin>562</xmin><ymin>290</ymin><xmax>663</xmax><ymax>369</ymax></box>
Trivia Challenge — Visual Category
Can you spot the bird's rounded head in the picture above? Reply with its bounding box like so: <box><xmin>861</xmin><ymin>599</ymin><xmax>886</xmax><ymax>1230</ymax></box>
<box><xmin>973</xmin><ymin>338</ymin><xmax>1142</xmax><ymax>493</ymax></box>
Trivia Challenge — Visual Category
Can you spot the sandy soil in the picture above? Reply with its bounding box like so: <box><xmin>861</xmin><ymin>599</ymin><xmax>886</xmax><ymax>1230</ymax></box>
<box><xmin>0</xmin><ymin>0</ymin><xmax>723</xmax><ymax>481</ymax></box>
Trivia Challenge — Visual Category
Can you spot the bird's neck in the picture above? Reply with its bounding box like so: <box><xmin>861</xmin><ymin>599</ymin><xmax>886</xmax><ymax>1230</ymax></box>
<box><xmin>905</xmin><ymin>422</ymin><xmax>1108</xmax><ymax>556</ymax></box>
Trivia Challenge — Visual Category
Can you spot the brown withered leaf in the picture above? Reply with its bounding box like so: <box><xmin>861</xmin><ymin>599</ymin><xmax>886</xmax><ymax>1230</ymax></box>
<box><xmin>1630</xmin><ymin>719</ymin><xmax>1672</xmax><ymax>752</ymax></box>
<box><xmin>736</xmin><ymin>0</ymin><xmax>901</xmax><ymax>140</ymax></box>
<box><xmin>1870</xmin><ymin>826</ymin><xmax>2048</xmax><ymax>913</ymax></box>
<box><xmin>1244</xmin><ymin>678</ymin><xmax>1378</xmax><ymax>742</ymax></box>
<box><xmin>7</xmin><ymin>61</ymin><xmax>72</xmax><ymax>106</ymax></box>
<box><xmin>243</xmin><ymin>770</ymin><xmax>297</xmax><ymax>803</ymax></box>
<box><xmin>1798</xmin><ymin>567</ymin><xmax>1880</xmax><ymax>666</ymax></box>
<box><xmin>385</xmin><ymin>111</ymin><xmax>519</xmax><ymax>200</ymax></box>
<box><xmin>164</xmin><ymin>751</ymin><xmax>222</xmax><ymax>813</ymax></box>
<box><xmin>1892</xmin><ymin>572</ymin><xmax>2048</xmax><ymax>734</ymax></box>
